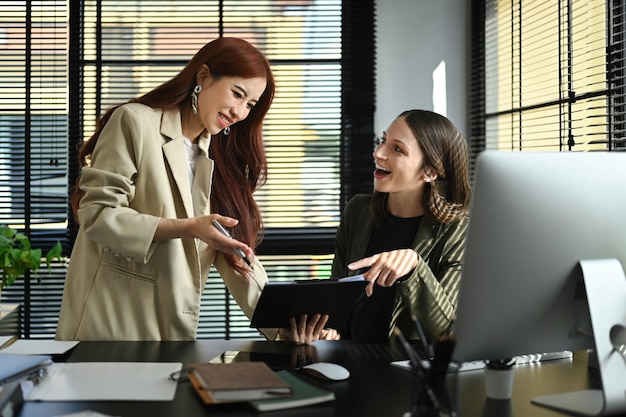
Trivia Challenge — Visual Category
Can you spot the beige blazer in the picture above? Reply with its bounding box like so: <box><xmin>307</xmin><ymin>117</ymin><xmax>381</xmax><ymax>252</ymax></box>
<box><xmin>56</xmin><ymin>103</ymin><xmax>272</xmax><ymax>341</ymax></box>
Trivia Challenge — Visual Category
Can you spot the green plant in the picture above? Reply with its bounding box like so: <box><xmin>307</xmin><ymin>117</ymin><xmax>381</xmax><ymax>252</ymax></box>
<box><xmin>0</xmin><ymin>225</ymin><xmax>63</xmax><ymax>289</ymax></box>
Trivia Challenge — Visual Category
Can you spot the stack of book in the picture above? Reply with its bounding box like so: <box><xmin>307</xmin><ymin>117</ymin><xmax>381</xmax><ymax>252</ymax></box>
<box><xmin>188</xmin><ymin>361</ymin><xmax>336</xmax><ymax>412</ymax></box>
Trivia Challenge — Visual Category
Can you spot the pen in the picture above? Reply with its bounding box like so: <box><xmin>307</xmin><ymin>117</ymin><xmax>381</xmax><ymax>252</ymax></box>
<box><xmin>211</xmin><ymin>219</ymin><xmax>253</xmax><ymax>268</ymax></box>
<box><xmin>394</xmin><ymin>328</ymin><xmax>454</xmax><ymax>417</ymax></box>
<box><xmin>411</xmin><ymin>313</ymin><xmax>434</xmax><ymax>360</ymax></box>
<box><xmin>399</xmin><ymin>291</ymin><xmax>434</xmax><ymax>360</ymax></box>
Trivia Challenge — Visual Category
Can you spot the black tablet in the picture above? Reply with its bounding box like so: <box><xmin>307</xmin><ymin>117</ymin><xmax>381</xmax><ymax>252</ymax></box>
<box><xmin>250</xmin><ymin>275</ymin><xmax>367</xmax><ymax>329</ymax></box>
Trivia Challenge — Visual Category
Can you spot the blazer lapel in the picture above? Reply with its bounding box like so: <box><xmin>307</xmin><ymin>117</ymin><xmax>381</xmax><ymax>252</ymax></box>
<box><xmin>161</xmin><ymin>110</ymin><xmax>194</xmax><ymax>219</ymax></box>
<box><xmin>413</xmin><ymin>216</ymin><xmax>438</xmax><ymax>258</ymax></box>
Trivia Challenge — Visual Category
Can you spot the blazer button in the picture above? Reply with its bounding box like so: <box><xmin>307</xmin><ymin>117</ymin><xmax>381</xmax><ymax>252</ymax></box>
<box><xmin>126</xmin><ymin>256</ymin><xmax>133</xmax><ymax>261</ymax></box>
<box><xmin>114</xmin><ymin>252</ymin><xmax>120</xmax><ymax>257</ymax></box>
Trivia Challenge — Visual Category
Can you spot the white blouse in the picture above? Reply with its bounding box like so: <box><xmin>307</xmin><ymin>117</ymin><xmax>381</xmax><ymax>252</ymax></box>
<box><xmin>183</xmin><ymin>136</ymin><xmax>200</xmax><ymax>188</ymax></box>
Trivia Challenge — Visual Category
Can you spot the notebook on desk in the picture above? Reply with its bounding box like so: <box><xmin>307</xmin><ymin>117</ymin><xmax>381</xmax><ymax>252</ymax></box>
<box><xmin>187</xmin><ymin>362</ymin><xmax>293</xmax><ymax>404</ymax></box>
<box><xmin>0</xmin><ymin>339</ymin><xmax>79</xmax><ymax>356</ymax></box>
<box><xmin>23</xmin><ymin>362</ymin><xmax>182</xmax><ymax>401</ymax></box>
<box><xmin>250</xmin><ymin>370</ymin><xmax>335</xmax><ymax>412</ymax></box>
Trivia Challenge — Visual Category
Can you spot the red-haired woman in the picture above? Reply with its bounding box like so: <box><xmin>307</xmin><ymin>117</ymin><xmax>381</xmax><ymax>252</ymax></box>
<box><xmin>57</xmin><ymin>37</ymin><xmax>290</xmax><ymax>341</ymax></box>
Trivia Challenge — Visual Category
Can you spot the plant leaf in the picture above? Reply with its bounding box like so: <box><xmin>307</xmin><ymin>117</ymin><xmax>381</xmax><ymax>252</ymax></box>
<box><xmin>45</xmin><ymin>241</ymin><xmax>63</xmax><ymax>270</ymax></box>
<box><xmin>0</xmin><ymin>226</ymin><xmax>64</xmax><ymax>288</ymax></box>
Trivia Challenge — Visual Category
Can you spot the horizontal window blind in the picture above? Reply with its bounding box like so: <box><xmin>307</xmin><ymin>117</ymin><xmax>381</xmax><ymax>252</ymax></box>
<box><xmin>77</xmin><ymin>0</ymin><xmax>344</xmax><ymax>339</ymax></box>
<box><xmin>481</xmin><ymin>0</ymin><xmax>625</xmax><ymax>152</ymax></box>
<box><xmin>80</xmin><ymin>0</ymin><xmax>342</xmax><ymax>229</ymax></box>
<box><xmin>0</xmin><ymin>0</ymin><xmax>376</xmax><ymax>339</ymax></box>
<box><xmin>0</xmin><ymin>1</ymin><xmax>69</xmax><ymax>338</ymax></box>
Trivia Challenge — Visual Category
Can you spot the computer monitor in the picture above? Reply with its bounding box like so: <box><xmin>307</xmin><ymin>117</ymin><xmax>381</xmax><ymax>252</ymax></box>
<box><xmin>452</xmin><ymin>151</ymin><xmax>626</xmax><ymax>416</ymax></box>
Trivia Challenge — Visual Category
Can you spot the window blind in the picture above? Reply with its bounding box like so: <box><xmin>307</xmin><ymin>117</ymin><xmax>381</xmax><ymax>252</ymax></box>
<box><xmin>0</xmin><ymin>1</ymin><xmax>69</xmax><ymax>337</ymax></box>
<box><xmin>0</xmin><ymin>0</ymin><xmax>376</xmax><ymax>339</ymax></box>
<box><xmin>474</xmin><ymin>0</ymin><xmax>626</xmax><ymax>154</ymax></box>
<box><xmin>79</xmin><ymin>0</ymin><xmax>345</xmax><ymax>340</ymax></box>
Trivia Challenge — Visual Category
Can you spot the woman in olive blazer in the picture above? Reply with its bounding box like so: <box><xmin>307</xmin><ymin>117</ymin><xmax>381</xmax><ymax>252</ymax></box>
<box><xmin>331</xmin><ymin>194</ymin><xmax>468</xmax><ymax>343</ymax></box>
<box><xmin>330</xmin><ymin>110</ymin><xmax>472</xmax><ymax>344</ymax></box>
<box><xmin>56</xmin><ymin>38</ymin><xmax>281</xmax><ymax>341</ymax></box>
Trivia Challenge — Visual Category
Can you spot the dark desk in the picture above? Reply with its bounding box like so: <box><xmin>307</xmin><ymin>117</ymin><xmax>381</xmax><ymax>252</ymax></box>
<box><xmin>17</xmin><ymin>341</ymin><xmax>616</xmax><ymax>417</ymax></box>
<box><xmin>454</xmin><ymin>351</ymin><xmax>608</xmax><ymax>417</ymax></box>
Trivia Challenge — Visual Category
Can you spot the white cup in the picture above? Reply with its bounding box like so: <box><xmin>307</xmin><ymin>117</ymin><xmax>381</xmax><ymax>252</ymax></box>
<box><xmin>483</xmin><ymin>359</ymin><xmax>515</xmax><ymax>400</ymax></box>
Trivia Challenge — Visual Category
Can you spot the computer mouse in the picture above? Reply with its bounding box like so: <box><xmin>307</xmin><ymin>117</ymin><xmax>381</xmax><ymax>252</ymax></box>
<box><xmin>301</xmin><ymin>362</ymin><xmax>350</xmax><ymax>381</ymax></box>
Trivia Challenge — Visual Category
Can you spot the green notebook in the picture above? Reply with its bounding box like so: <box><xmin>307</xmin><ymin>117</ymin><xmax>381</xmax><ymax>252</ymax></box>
<box><xmin>250</xmin><ymin>370</ymin><xmax>336</xmax><ymax>412</ymax></box>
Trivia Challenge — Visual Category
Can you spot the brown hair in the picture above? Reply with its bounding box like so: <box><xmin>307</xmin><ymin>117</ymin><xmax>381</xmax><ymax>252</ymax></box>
<box><xmin>371</xmin><ymin>109</ymin><xmax>471</xmax><ymax>224</ymax></box>
<box><xmin>72</xmin><ymin>37</ymin><xmax>275</xmax><ymax>274</ymax></box>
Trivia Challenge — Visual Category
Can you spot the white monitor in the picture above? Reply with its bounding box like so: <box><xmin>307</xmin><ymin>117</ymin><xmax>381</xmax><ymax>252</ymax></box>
<box><xmin>452</xmin><ymin>151</ymin><xmax>626</xmax><ymax>416</ymax></box>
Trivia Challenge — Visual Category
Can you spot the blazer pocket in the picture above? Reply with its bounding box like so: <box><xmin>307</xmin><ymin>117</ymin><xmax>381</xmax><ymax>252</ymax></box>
<box><xmin>75</xmin><ymin>260</ymin><xmax>159</xmax><ymax>340</ymax></box>
<box><xmin>100</xmin><ymin>252</ymin><xmax>158</xmax><ymax>284</ymax></box>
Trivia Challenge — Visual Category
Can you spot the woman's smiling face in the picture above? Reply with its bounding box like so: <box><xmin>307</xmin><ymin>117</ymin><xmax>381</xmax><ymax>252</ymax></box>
<box><xmin>372</xmin><ymin>116</ymin><xmax>431</xmax><ymax>197</ymax></box>
<box><xmin>196</xmin><ymin>65</ymin><xmax>266</xmax><ymax>135</ymax></box>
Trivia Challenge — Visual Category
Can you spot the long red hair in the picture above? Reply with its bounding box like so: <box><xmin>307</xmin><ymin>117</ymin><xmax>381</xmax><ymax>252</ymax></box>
<box><xmin>72</xmin><ymin>37</ymin><xmax>275</xmax><ymax>274</ymax></box>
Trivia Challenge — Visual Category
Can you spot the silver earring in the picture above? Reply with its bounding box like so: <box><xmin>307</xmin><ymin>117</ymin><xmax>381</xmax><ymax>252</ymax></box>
<box><xmin>191</xmin><ymin>85</ymin><xmax>202</xmax><ymax>115</ymax></box>
<box><xmin>223</xmin><ymin>126</ymin><xmax>230</xmax><ymax>135</ymax></box>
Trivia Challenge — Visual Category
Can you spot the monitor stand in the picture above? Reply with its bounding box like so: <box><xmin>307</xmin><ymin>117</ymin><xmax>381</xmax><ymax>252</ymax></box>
<box><xmin>532</xmin><ymin>258</ymin><xmax>626</xmax><ymax>416</ymax></box>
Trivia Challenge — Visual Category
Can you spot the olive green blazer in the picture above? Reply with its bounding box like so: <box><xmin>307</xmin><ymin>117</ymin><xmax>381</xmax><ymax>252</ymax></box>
<box><xmin>331</xmin><ymin>194</ymin><xmax>469</xmax><ymax>342</ymax></box>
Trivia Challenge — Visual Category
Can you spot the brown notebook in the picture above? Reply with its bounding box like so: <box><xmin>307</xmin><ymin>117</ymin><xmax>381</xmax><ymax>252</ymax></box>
<box><xmin>188</xmin><ymin>362</ymin><xmax>293</xmax><ymax>404</ymax></box>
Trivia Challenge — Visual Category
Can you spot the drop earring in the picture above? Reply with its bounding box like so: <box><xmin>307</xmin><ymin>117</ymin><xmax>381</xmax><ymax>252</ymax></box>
<box><xmin>191</xmin><ymin>85</ymin><xmax>202</xmax><ymax>115</ymax></box>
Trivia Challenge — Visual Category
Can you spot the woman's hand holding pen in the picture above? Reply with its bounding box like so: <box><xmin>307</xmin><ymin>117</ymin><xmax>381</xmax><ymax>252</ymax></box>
<box><xmin>278</xmin><ymin>313</ymin><xmax>341</xmax><ymax>345</ymax></box>
<box><xmin>189</xmin><ymin>214</ymin><xmax>254</xmax><ymax>266</ymax></box>
<box><xmin>156</xmin><ymin>214</ymin><xmax>257</xmax><ymax>270</ymax></box>
<box><xmin>209</xmin><ymin>217</ymin><xmax>253</xmax><ymax>267</ymax></box>
<box><xmin>348</xmin><ymin>249</ymin><xmax>419</xmax><ymax>297</ymax></box>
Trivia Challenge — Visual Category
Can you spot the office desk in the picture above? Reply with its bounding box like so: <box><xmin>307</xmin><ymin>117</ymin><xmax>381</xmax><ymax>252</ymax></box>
<box><xmin>17</xmin><ymin>341</ymin><xmax>616</xmax><ymax>417</ymax></box>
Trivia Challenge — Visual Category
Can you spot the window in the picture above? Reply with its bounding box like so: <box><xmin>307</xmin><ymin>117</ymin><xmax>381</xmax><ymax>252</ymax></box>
<box><xmin>1</xmin><ymin>0</ymin><xmax>375</xmax><ymax>338</ymax></box>
<box><xmin>0</xmin><ymin>1</ymin><xmax>69</xmax><ymax>336</ymax></box>
<box><xmin>470</xmin><ymin>0</ymin><xmax>626</xmax><ymax>161</ymax></box>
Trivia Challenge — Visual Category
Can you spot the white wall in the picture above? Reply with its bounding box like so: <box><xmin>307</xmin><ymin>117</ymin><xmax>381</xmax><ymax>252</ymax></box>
<box><xmin>375</xmin><ymin>0</ymin><xmax>468</xmax><ymax>136</ymax></box>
